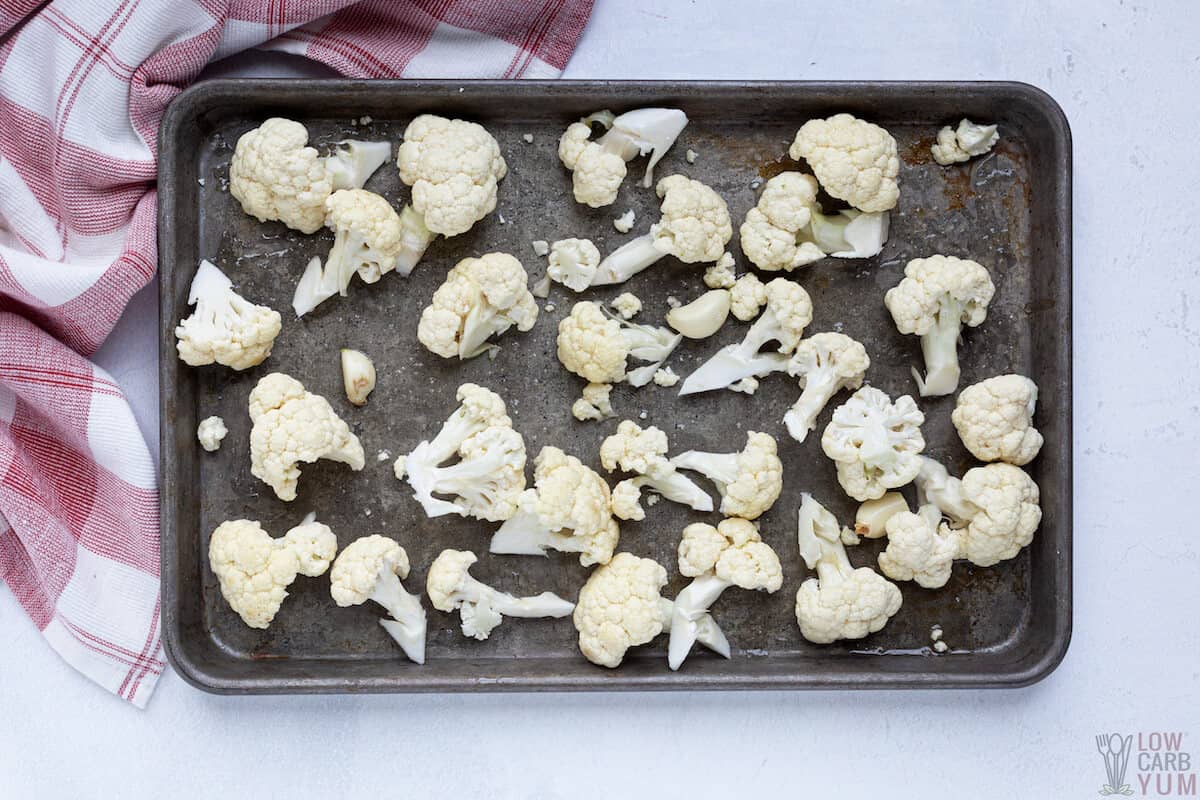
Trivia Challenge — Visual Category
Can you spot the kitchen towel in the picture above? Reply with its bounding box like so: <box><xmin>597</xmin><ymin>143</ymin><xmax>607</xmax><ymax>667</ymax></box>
<box><xmin>0</xmin><ymin>0</ymin><xmax>592</xmax><ymax>708</ymax></box>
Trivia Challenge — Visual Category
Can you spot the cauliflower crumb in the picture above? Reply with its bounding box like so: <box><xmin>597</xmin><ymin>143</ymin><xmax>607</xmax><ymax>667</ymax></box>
<box><xmin>613</xmin><ymin>209</ymin><xmax>636</xmax><ymax>233</ymax></box>
<box><xmin>704</xmin><ymin>252</ymin><xmax>737</xmax><ymax>289</ymax></box>
<box><xmin>197</xmin><ymin>416</ymin><xmax>228</xmax><ymax>452</ymax></box>
<box><xmin>611</xmin><ymin>292</ymin><xmax>642</xmax><ymax>320</ymax></box>
<box><xmin>544</xmin><ymin>303</ymin><xmax>557</xmax><ymax>312</ymax></box>
<box><xmin>359</xmin><ymin>115</ymin><xmax>373</xmax><ymax>125</ymax></box>
<box><xmin>499</xmin><ymin>212</ymin><xmax>507</xmax><ymax>225</ymax></box>
<box><xmin>840</xmin><ymin>526</ymin><xmax>861</xmax><ymax>546</ymax></box>
<box><xmin>532</xmin><ymin>240</ymin><xmax>550</xmax><ymax>256</ymax></box>
<box><xmin>729</xmin><ymin>377</ymin><xmax>759</xmax><ymax>395</ymax></box>
<box><xmin>365</xmin><ymin>508</ymin><xmax>372</xmax><ymax>516</ymax></box>
<box><xmin>522</xmin><ymin>133</ymin><xmax>534</xmax><ymax>143</ymax></box>
<box><xmin>197</xmin><ymin>177</ymin><xmax>206</xmax><ymax>187</ymax></box>
<box><xmin>930</xmin><ymin>624</ymin><xmax>944</xmax><ymax>642</ymax></box>
<box><xmin>393</xmin><ymin>455</ymin><xmax>407</xmax><ymax>480</ymax></box>
<box><xmin>376</xmin><ymin>449</ymin><xmax>391</xmax><ymax>463</ymax></box>
<box><xmin>750</xmin><ymin>178</ymin><xmax>763</xmax><ymax>190</ymax></box>
<box><xmin>652</xmin><ymin>367</ymin><xmax>680</xmax><ymax>387</ymax></box>
<box><xmin>646</xmin><ymin>494</ymin><xmax>660</xmax><ymax>507</ymax></box>
<box><xmin>666</xmin><ymin>296</ymin><xmax>681</xmax><ymax>309</ymax></box>
<box><xmin>638</xmin><ymin>410</ymin><xmax>648</xmax><ymax>420</ymax></box>
<box><xmin>685</xmin><ymin>148</ymin><xmax>698</xmax><ymax>164</ymax></box>
<box><xmin>933</xmin><ymin>640</ymin><xmax>949</xmax><ymax>653</ymax></box>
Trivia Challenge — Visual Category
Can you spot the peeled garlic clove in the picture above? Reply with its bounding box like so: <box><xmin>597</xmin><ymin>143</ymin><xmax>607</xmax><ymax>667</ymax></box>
<box><xmin>666</xmin><ymin>289</ymin><xmax>731</xmax><ymax>339</ymax></box>
<box><xmin>854</xmin><ymin>492</ymin><xmax>909</xmax><ymax>539</ymax></box>
<box><xmin>341</xmin><ymin>348</ymin><xmax>376</xmax><ymax>406</ymax></box>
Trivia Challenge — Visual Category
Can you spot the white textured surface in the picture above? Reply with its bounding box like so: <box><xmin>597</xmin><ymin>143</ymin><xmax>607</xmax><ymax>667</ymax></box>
<box><xmin>4</xmin><ymin>1</ymin><xmax>1199</xmax><ymax>796</ymax></box>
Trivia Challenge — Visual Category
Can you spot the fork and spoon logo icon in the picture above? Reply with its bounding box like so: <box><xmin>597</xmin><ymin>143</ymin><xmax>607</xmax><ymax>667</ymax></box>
<box><xmin>1096</xmin><ymin>733</ymin><xmax>1134</xmax><ymax>796</ymax></box>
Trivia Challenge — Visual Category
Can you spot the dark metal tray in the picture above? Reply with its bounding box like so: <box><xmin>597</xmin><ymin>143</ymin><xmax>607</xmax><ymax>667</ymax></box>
<box><xmin>158</xmin><ymin>80</ymin><xmax>1071</xmax><ymax>693</ymax></box>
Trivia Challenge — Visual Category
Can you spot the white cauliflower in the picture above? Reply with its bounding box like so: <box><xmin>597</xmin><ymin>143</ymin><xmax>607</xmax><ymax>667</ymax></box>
<box><xmin>877</xmin><ymin>506</ymin><xmax>960</xmax><ymax>589</ymax></box>
<box><xmin>789</xmin><ymin>114</ymin><xmax>900</xmax><ymax>213</ymax></box>
<box><xmin>679</xmin><ymin>277</ymin><xmax>812</xmax><ymax>395</ymax></box>
<box><xmin>931</xmin><ymin>119</ymin><xmax>999</xmax><ymax>165</ymax></box>
<box><xmin>558</xmin><ymin>108</ymin><xmax>688</xmax><ymax>207</ymax></box>
<box><xmin>208</xmin><ymin>514</ymin><xmax>337</xmax><ymax>629</ymax></box>
<box><xmin>914</xmin><ymin>458</ymin><xmax>1041</xmax><ymax>567</ymax></box>
<box><xmin>547</xmin><ymin>238</ymin><xmax>601</xmax><ymax>292</ymax></box>
<box><xmin>571</xmin><ymin>382</ymin><xmax>614</xmax><ymax>422</ymax></box>
<box><xmin>611</xmin><ymin>292</ymin><xmax>643</xmax><ymax>320</ymax></box>
<box><xmin>591</xmin><ymin>175</ymin><xmax>732</xmax><ymax>286</ymax></box>
<box><xmin>401</xmin><ymin>383</ymin><xmax>525</xmax><ymax>522</ymax></box>
<box><xmin>330</xmin><ymin>535</ymin><xmax>426</xmax><ymax>664</ymax></box>
<box><xmin>426</xmin><ymin>549</ymin><xmax>574</xmax><ymax>640</ymax></box>
<box><xmin>821</xmin><ymin>386</ymin><xmax>925</xmax><ymax>502</ymax></box>
<box><xmin>951</xmin><ymin>374</ymin><xmax>1043</xmax><ymax>465</ymax></box>
<box><xmin>670</xmin><ymin>431</ymin><xmax>783</xmax><ymax>520</ymax></box>
<box><xmin>229</xmin><ymin>117</ymin><xmax>389</xmax><ymax>233</ymax></box>
<box><xmin>417</xmin><ymin>253</ymin><xmax>538</xmax><ymax>359</ymax></box>
<box><xmin>175</xmin><ymin>260</ymin><xmax>282</xmax><ymax>370</ymax></box>
<box><xmin>292</xmin><ymin>189</ymin><xmax>404</xmax><ymax>316</ymax></box>
<box><xmin>783</xmin><ymin>332</ymin><xmax>871</xmax><ymax>443</ymax></box>
<box><xmin>652</xmin><ymin>367</ymin><xmax>680</xmax><ymax>387</ymax></box>
<box><xmin>599</xmin><ymin>420</ymin><xmax>712</xmax><ymax>520</ymax></box>
<box><xmin>670</xmin><ymin>518</ymin><xmax>782</xmax><ymax>669</ymax></box>
<box><xmin>489</xmin><ymin>446</ymin><xmax>619</xmax><ymax>567</ymax></box>
<box><xmin>197</xmin><ymin>415</ymin><xmax>228</xmax><ymax>452</ymax></box>
<box><xmin>729</xmin><ymin>272</ymin><xmax>767</xmax><ymax>321</ymax></box>
<box><xmin>704</xmin><ymin>252</ymin><xmax>738</xmax><ymax>289</ymax></box>
<box><xmin>884</xmin><ymin>254</ymin><xmax>996</xmax><ymax>397</ymax></box>
<box><xmin>397</xmin><ymin>114</ymin><xmax>506</xmax><ymax>236</ymax></box>
<box><xmin>556</xmin><ymin>301</ymin><xmax>681</xmax><ymax>388</ymax></box>
<box><xmin>573</xmin><ymin>552</ymin><xmax>729</xmax><ymax>668</ymax></box>
<box><xmin>794</xmin><ymin>493</ymin><xmax>902</xmax><ymax>644</ymax></box>
<box><xmin>740</xmin><ymin>172</ymin><xmax>889</xmax><ymax>272</ymax></box>
<box><xmin>613</xmin><ymin>209</ymin><xmax>636</xmax><ymax>233</ymax></box>
<box><xmin>248</xmin><ymin>373</ymin><xmax>365</xmax><ymax>501</ymax></box>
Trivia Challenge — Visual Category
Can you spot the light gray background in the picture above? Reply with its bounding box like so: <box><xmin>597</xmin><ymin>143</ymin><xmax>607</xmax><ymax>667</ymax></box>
<box><xmin>3</xmin><ymin>1</ymin><xmax>1198</xmax><ymax>796</ymax></box>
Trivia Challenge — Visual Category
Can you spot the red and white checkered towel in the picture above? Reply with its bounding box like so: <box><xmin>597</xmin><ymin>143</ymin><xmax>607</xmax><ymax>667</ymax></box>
<box><xmin>0</xmin><ymin>0</ymin><xmax>592</xmax><ymax>708</ymax></box>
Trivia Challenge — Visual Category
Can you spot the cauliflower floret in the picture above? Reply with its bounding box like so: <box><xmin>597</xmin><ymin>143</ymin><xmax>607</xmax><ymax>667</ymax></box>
<box><xmin>417</xmin><ymin>253</ymin><xmax>538</xmax><ymax>359</ymax></box>
<box><xmin>611</xmin><ymin>292</ymin><xmax>642</xmax><ymax>320</ymax></box>
<box><xmin>931</xmin><ymin>119</ymin><xmax>999</xmax><ymax>165</ymax></box>
<box><xmin>571</xmin><ymin>382</ymin><xmax>614</xmax><ymax>422</ymax></box>
<box><xmin>877</xmin><ymin>507</ymin><xmax>960</xmax><ymax>589</ymax></box>
<box><xmin>783</xmin><ymin>332</ymin><xmax>871</xmax><ymax>443</ymax></box>
<box><xmin>574</xmin><ymin>552</ymin><xmax>729</xmax><ymax>668</ymax></box>
<box><xmin>914</xmin><ymin>458</ymin><xmax>1042</xmax><ymax>567</ymax></box>
<box><xmin>489</xmin><ymin>446</ymin><xmax>620</xmax><ymax>567</ymax></box>
<box><xmin>248</xmin><ymin>373</ymin><xmax>365</xmax><ymax>501</ymax></box>
<box><xmin>426</xmin><ymin>549</ymin><xmax>574</xmax><ymax>640</ymax></box>
<box><xmin>591</xmin><ymin>175</ymin><xmax>733</xmax><ymax>286</ymax></box>
<box><xmin>600</xmin><ymin>420</ymin><xmax>713</xmax><ymax>520</ymax></box>
<box><xmin>197</xmin><ymin>415</ymin><xmax>228</xmax><ymax>452</ymax></box>
<box><xmin>704</xmin><ymin>252</ymin><xmax>738</xmax><ymax>289</ymax></box>
<box><xmin>397</xmin><ymin>114</ymin><xmax>507</xmax><ymax>236</ymax></box>
<box><xmin>208</xmin><ymin>515</ymin><xmax>337</xmax><ymax>628</ymax></box>
<box><xmin>884</xmin><ymin>254</ymin><xmax>996</xmax><ymax>397</ymax></box>
<box><xmin>669</xmin><ymin>517</ymin><xmax>782</xmax><ymax>669</ymax></box>
<box><xmin>556</xmin><ymin>301</ymin><xmax>681</xmax><ymax>388</ymax></box>
<box><xmin>789</xmin><ymin>114</ymin><xmax>900</xmax><ymax>213</ymax></box>
<box><xmin>729</xmin><ymin>272</ymin><xmax>767</xmax><ymax>321</ymax></box>
<box><xmin>793</xmin><ymin>493</ymin><xmax>902</xmax><ymax>643</ymax></box>
<box><xmin>820</xmin><ymin>386</ymin><xmax>924</xmax><ymax>502</ymax></box>
<box><xmin>951</xmin><ymin>374</ymin><xmax>1043</xmax><ymax>465</ymax></box>
<box><xmin>400</xmin><ymin>383</ymin><xmax>526</xmax><ymax>521</ymax></box>
<box><xmin>330</xmin><ymin>534</ymin><xmax>426</xmax><ymax>663</ymax></box>
<box><xmin>740</xmin><ymin>171</ymin><xmax>889</xmax><ymax>272</ymax></box>
<box><xmin>670</xmin><ymin>431</ymin><xmax>783</xmax><ymax>520</ymax></box>
<box><xmin>652</xmin><ymin>367</ymin><xmax>680</xmax><ymax>387</ymax></box>
<box><xmin>547</xmin><ymin>238</ymin><xmax>601</xmax><ymax>292</ymax></box>
<box><xmin>680</xmin><ymin>277</ymin><xmax>812</xmax><ymax>395</ymax></box>
<box><xmin>175</xmin><ymin>260</ymin><xmax>282</xmax><ymax>370</ymax></box>
<box><xmin>558</xmin><ymin>108</ymin><xmax>688</xmax><ymax>208</ymax></box>
<box><xmin>291</xmin><ymin>190</ymin><xmax>405</xmax><ymax>316</ymax></box>
<box><xmin>229</xmin><ymin>119</ymin><xmax>390</xmax><ymax>233</ymax></box>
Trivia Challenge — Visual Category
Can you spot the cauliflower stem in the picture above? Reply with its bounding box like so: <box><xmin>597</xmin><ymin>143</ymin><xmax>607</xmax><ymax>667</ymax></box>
<box><xmin>665</xmin><ymin>575</ymin><xmax>733</xmax><ymax>670</ymax></box>
<box><xmin>915</xmin><ymin>297</ymin><xmax>969</xmax><ymax>397</ymax></box>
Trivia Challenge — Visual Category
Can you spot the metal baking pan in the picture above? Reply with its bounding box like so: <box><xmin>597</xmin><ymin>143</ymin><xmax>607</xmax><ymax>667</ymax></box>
<box><xmin>158</xmin><ymin>80</ymin><xmax>1071</xmax><ymax>693</ymax></box>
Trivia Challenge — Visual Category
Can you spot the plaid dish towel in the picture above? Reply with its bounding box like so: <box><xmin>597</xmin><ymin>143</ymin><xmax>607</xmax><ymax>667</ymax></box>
<box><xmin>0</xmin><ymin>0</ymin><xmax>592</xmax><ymax>708</ymax></box>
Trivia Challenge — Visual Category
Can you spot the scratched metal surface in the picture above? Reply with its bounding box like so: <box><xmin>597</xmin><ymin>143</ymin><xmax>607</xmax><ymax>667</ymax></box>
<box><xmin>158</xmin><ymin>81</ymin><xmax>1071</xmax><ymax>693</ymax></box>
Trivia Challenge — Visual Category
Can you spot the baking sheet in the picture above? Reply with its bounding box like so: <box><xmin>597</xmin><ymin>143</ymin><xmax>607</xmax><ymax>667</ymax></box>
<box><xmin>158</xmin><ymin>80</ymin><xmax>1072</xmax><ymax>693</ymax></box>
